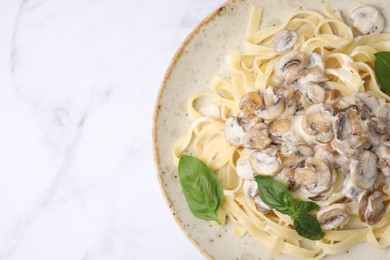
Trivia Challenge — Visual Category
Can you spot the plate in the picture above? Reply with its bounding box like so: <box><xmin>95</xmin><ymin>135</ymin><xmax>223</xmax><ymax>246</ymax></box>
<box><xmin>153</xmin><ymin>0</ymin><xmax>390</xmax><ymax>259</ymax></box>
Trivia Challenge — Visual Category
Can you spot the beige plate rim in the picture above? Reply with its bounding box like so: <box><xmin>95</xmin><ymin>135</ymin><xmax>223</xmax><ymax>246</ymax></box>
<box><xmin>152</xmin><ymin>1</ymin><xmax>232</xmax><ymax>258</ymax></box>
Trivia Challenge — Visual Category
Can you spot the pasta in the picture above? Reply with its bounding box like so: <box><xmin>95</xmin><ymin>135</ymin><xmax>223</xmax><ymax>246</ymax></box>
<box><xmin>173</xmin><ymin>4</ymin><xmax>390</xmax><ymax>259</ymax></box>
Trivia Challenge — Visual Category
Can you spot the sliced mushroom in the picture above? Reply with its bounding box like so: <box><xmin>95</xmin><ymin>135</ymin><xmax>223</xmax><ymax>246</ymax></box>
<box><xmin>294</xmin><ymin>158</ymin><xmax>332</xmax><ymax>196</ymax></box>
<box><xmin>239</xmin><ymin>91</ymin><xmax>263</xmax><ymax>118</ymax></box>
<box><xmin>314</xmin><ymin>145</ymin><xmax>338</xmax><ymax>163</ymax></box>
<box><xmin>279</xmin><ymin>152</ymin><xmax>306</xmax><ymax>169</ymax></box>
<box><xmin>279</xmin><ymin>143</ymin><xmax>313</xmax><ymax>169</ymax></box>
<box><xmin>249</xmin><ymin>150</ymin><xmax>282</xmax><ymax>177</ymax></box>
<box><xmin>243</xmin><ymin>180</ymin><xmax>258</xmax><ymax>198</ymax></box>
<box><xmin>224</xmin><ymin>116</ymin><xmax>246</xmax><ymax>146</ymax></box>
<box><xmin>333</xmin><ymin>108</ymin><xmax>364</xmax><ymax>141</ymax></box>
<box><xmin>350</xmin><ymin>150</ymin><xmax>378</xmax><ymax>191</ymax></box>
<box><xmin>299</xmin><ymin>92</ymin><xmax>314</xmax><ymax>110</ymax></box>
<box><xmin>302</xmin><ymin>104</ymin><xmax>334</xmax><ymax>143</ymax></box>
<box><xmin>350</xmin><ymin>5</ymin><xmax>385</xmax><ymax>35</ymax></box>
<box><xmin>375</xmin><ymin>143</ymin><xmax>390</xmax><ymax>177</ymax></box>
<box><xmin>263</xmin><ymin>145</ymin><xmax>280</xmax><ymax>155</ymax></box>
<box><xmin>335</xmin><ymin>155</ymin><xmax>351</xmax><ymax>175</ymax></box>
<box><xmin>294</xmin><ymin>144</ymin><xmax>314</xmax><ymax>157</ymax></box>
<box><xmin>325</xmin><ymin>89</ymin><xmax>342</xmax><ymax>105</ymax></box>
<box><xmin>242</xmin><ymin>123</ymin><xmax>272</xmax><ymax>150</ymax></box>
<box><xmin>237</xmin><ymin>112</ymin><xmax>261</xmax><ymax>132</ymax></box>
<box><xmin>356</xmin><ymin>92</ymin><xmax>384</xmax><ymax>119</ymax></box>
<box><xmin>278</xmin><ymin>87</ymin><xmax>297</xmax><ymax>118</ymax></box>
<box><xmin>332</xmin><ymin>96</ymin><xmax>362</xmax><ymax>114</ymax></box>
<box><xmin>255</xmin><ymin>94</ymin><xmax>286</xmax><ymax>120</ymax></box>
<box><xmin>236</xmin><ymin>158</ymin><xmax>255</xmax><ymax>180</ymax></box>
<box><xmin>379</xmin><ymin>162</ymin><xmax>390</xmax><ymax>177</ymax></box>
<box><xmin>263</xmin><ymin>86</ymin><xmax>277</xmax><ymax>107</ymax></box>
<box><xmin>254</xmin><ymin>196</ymin><xmax>272</xmax><ymax>213</ymax></box>
<box><xmin>317</xmin><ymin>204</ymin><xmax>349</xmax><ymax>230</ymax></box>
<box><xmin>374</xmin><ymin>142</ymin><xmax>390</xmax><ymax>165</ymax></box>
<box><xmin>269</xmin><ymin>118</ymin><xmax>291</xmax><ymax>136</ymax></box>
<box><xmin>343</xmin><ymin>173</ymin><xmax>365</xmax><ymax>202</ymax></box>
<box><xmin>377</xmin><ymin>103</ymin><xmax>390</xmax><ymax>126</ymax></box>
<box><xmin>359</xmin><ymin>191</ymin><xmax>385</xmax><ymax>225</ymax></box>
<box><xmin>364</xmin><ymin>118</ymin><xmax>388</xmax><ymax>146</ymax></box>
<box><xmin>280</xmin><ymin>98</ymin><xmax>297</xmax><ymax>118</ymax></box>
<box><xmin>296</xmin><ymin>66</ymin><xmax>328</xmax><ymax>92</ymax></box>
<box><xmin>331</xmin><ymin>135</ymin><xmax>367</xmax><ymax>157</ymax></box>
<box><xmin>274</xmin><ymin>51</ymin><xmax>309</xmax><ymax>85</ymax></box>
<box><xmin>307</xmin><ymin>83</ymin><xmax>326</xmax><ymax>104</ymax></box>
<box><xmin>272</xmin><ymin>29</ymin><xmax>298</xmax><ymax>53</ymax></box>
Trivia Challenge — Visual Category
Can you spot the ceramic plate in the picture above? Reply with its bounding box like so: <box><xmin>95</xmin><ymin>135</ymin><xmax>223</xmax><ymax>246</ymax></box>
<box><xmin>153</xmin><ymin>0</ymin><xmax>390</xmax><ymax>259</ymax></box>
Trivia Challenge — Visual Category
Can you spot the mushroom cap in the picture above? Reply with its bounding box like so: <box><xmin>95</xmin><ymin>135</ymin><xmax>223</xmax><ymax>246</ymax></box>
<box><xmin>377</xmin><ymin>103</ymin><xmax>390</xmax><ymax>126</ymax></box>
<box><xmin>280</xmin><ymin>98</ymin><xmax>297</xmax><ymax>118</ymax></box>
<box><xmin>314</xmin><ymin>144</ymin><xmax>338</xmax><ymax>163</ymax></box>
<box><xmin>302</xmin><ymin>104</ymin><xmax>334</xmax><ymax>143</ymax></box>
<box><xmin>236</xmin><ymin>158</ymin><xmax>255</xmax><ymax>180</ymax></box>
<box><xmin>333</xmin><ymin>107</ymin><xmax>364</xmax><ymax>141</ymax></box>
<box><xmin>325</xmin><ymin>89</ymin><xmax>342</xmax><ymax>104</ymax></box>
<box><xmin>274</xmin><ymin>51</ymin><xmax>310</xmax><ymax>85</ymax></box>
<box><xmin>294</xmin><ymin>158</ymin><xmax>332</xmax><ymax>196</ymax></box>
<box><xmin>237</xmin><ymin>113</ymin><xmax>261</xmax><ymax>132</ymax></box>
<box><xmin>359</xmin><ymin>191</ymin><xmax>385</xmax><ymax>225</ymax></box>
<box><xmin>350</xmin><ymin>150</ymin><xmax>378</xmax><ymax>191</ymax></box>
<box><xmin>374</xmin><ymin>142</ymin><xmax>390</xmax><ymax>165</ymax></box>
<box><xmin>255</xmin><ymin>94</ymin><xmax>286</xmax><ymax>120</ymax></box>
<box><xmin>239</xmin><ymin>91</ymin><xmax>263</xmax><ymax>118</ymax></box>
<box><xmin>249</xmin><ymin>150</ymin><xmax>282</xmax><ymax>177</ymax></box>
<box><xmin>224</xmin><ymin>116</ymin><xmax>246</xmax><ymax>146</ymax></box>
<box><xmin>331</xmin><ymin>135</ymin><xmax>367</xmax><ymax>157</ymax></box>
<box><xmin>296</xmin><ymin>66</ymin><xmax>328</xmax><ymax>92</ymax></box>
<box><xmin>364</xmin><ymin>118</ymin><xmax>388</xmax><ymax>146</ymax></box>
<box><xmin>317</xmin><ymin>203</ymin><xmax>349</xmax><ymax>230</ymax></box>
<box><xmin>332</xmin><ymin>96</ymin><xmax>362</xmax><ymax>114</ymax></box>
<box><xmin>307</xmin><ymin>83</ymin><xmax>326</xmax><ymax>104</ymax></box>
<box><xmin>243</xmin><ymin>180</ymin><xmax>258</xmax><ymax>198</ymax></box>
<box><xmin>356</xmin><ymin>92</ymin><xmax>384</xmax><ymax>119</ymax></box>
<box><xmin>269</xmin><ymin>118</ymin><xmax>291</xmax><ymax>136</ymax></box>
<box><xmin>242</xmin><ymin>123</ymin><xmax>272</xmax><ymax>150</ymax></box>
<box><xmin>272</xmin><ymin>29</ymin><xmax>298</xmax><ymax>53</ymax></box>
<box><xmin>299</xmin><ymin>92</ymin><xmax>314</xmax><ymax>110</ymax></box>
<box><xmin>294</xmin><ymin>144</ymin><xmax>314</xmax><ymax>157</ymax></box>
<box><xmin>351</xmin><ymin>5</ymin><xmax>385</xmax><ymax>34</ymax></box>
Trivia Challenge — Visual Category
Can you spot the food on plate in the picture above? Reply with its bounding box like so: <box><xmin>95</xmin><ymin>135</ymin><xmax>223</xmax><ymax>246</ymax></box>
<box><xmin>173</xmin><ymin>3</ymin><xmax>390</xmax><ymax>259</ymax></box>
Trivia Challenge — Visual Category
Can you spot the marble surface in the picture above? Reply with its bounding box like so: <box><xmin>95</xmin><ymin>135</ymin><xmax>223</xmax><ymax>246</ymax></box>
<box><xmin>0</xmin><ymin>0</ymin><xmax>225</xmax><ymax>259</ymax></box>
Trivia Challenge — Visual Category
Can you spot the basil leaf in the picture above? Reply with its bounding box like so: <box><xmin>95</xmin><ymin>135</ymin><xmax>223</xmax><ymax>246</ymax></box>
<box><xmin>293</xmin><ymin>201</ymin><xmax>320</xmax><ymax>215</ymax></box>
<box><xmin>374</xmin><ymin>51</ymin><xmax>390</xmax><ymax>92</ymax></box>
<box><xmin>293</xmin><ymin>214</ymin><xmax>325</xmax><ymax>240</ymax></box>
<box><xmin>178</xmin><ymin>155</ymin><xmax>223</xmax><ymax>224</ymax></box>
<box><xmin>255</xmin><ymin>176</ymin><xmax>293</xmax><ymax>214</ymax></box>
<box><xmin>255</xmin><ymin>176</ymin><xmax>324</xmax><ymax>240</ymax></box>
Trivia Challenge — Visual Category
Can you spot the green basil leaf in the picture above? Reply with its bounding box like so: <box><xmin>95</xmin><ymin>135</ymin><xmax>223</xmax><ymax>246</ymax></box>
<box><xmin>255</xmin><ymin>176</ymin><xmax>324</xmax><ymax>240</ymax></box>
<box><xmin>374</xmin><ymin>51</ymin><xmax>390</xmax><ymax>92</ymax></box>
<box><xmin>178</xmin><ymin>155</ymin><xmax>223</xmax><ymax>224</ymax></box>
<box><xmin>255</xmin><ymin>176</ymin><xmax>293</xmax><ymax>214</ymax></box>
<box><xmin>293</xmin><ymin>214</ymin><xmax>325</xmax><ymax>240</ymax></box>
<box><xmin>293</xmin><ymin>201</ymin><xmax>320</xmax><ymax>216</ymax></box>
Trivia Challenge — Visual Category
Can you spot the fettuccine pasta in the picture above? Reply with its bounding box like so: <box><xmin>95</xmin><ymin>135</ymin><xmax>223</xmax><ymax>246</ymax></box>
<box><xmin>173</xmin><ymin>4</ymin><xmax>390</xmax><ymax>259</ymax></box>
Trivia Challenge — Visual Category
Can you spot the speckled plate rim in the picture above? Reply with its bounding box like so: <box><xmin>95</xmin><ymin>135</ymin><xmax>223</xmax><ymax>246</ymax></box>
<box><xmin>152</xmin><ymin>1</ymin><xmax>232</xmax><ymax>258</ymax></box>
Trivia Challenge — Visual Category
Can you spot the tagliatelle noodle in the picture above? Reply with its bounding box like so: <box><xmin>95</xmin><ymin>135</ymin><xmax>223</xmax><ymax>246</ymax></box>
<box><xmin>172</xmin><ymin>4</ymin><xmax>390</xmax><ymax>259</ymax></box>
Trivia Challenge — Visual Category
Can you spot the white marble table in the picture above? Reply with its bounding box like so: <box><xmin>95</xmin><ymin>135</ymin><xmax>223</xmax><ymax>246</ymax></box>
<box><xmin>0</xmin><ymin>0</ymin><xmax>225</xmax><ymax>259</ymax></box>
